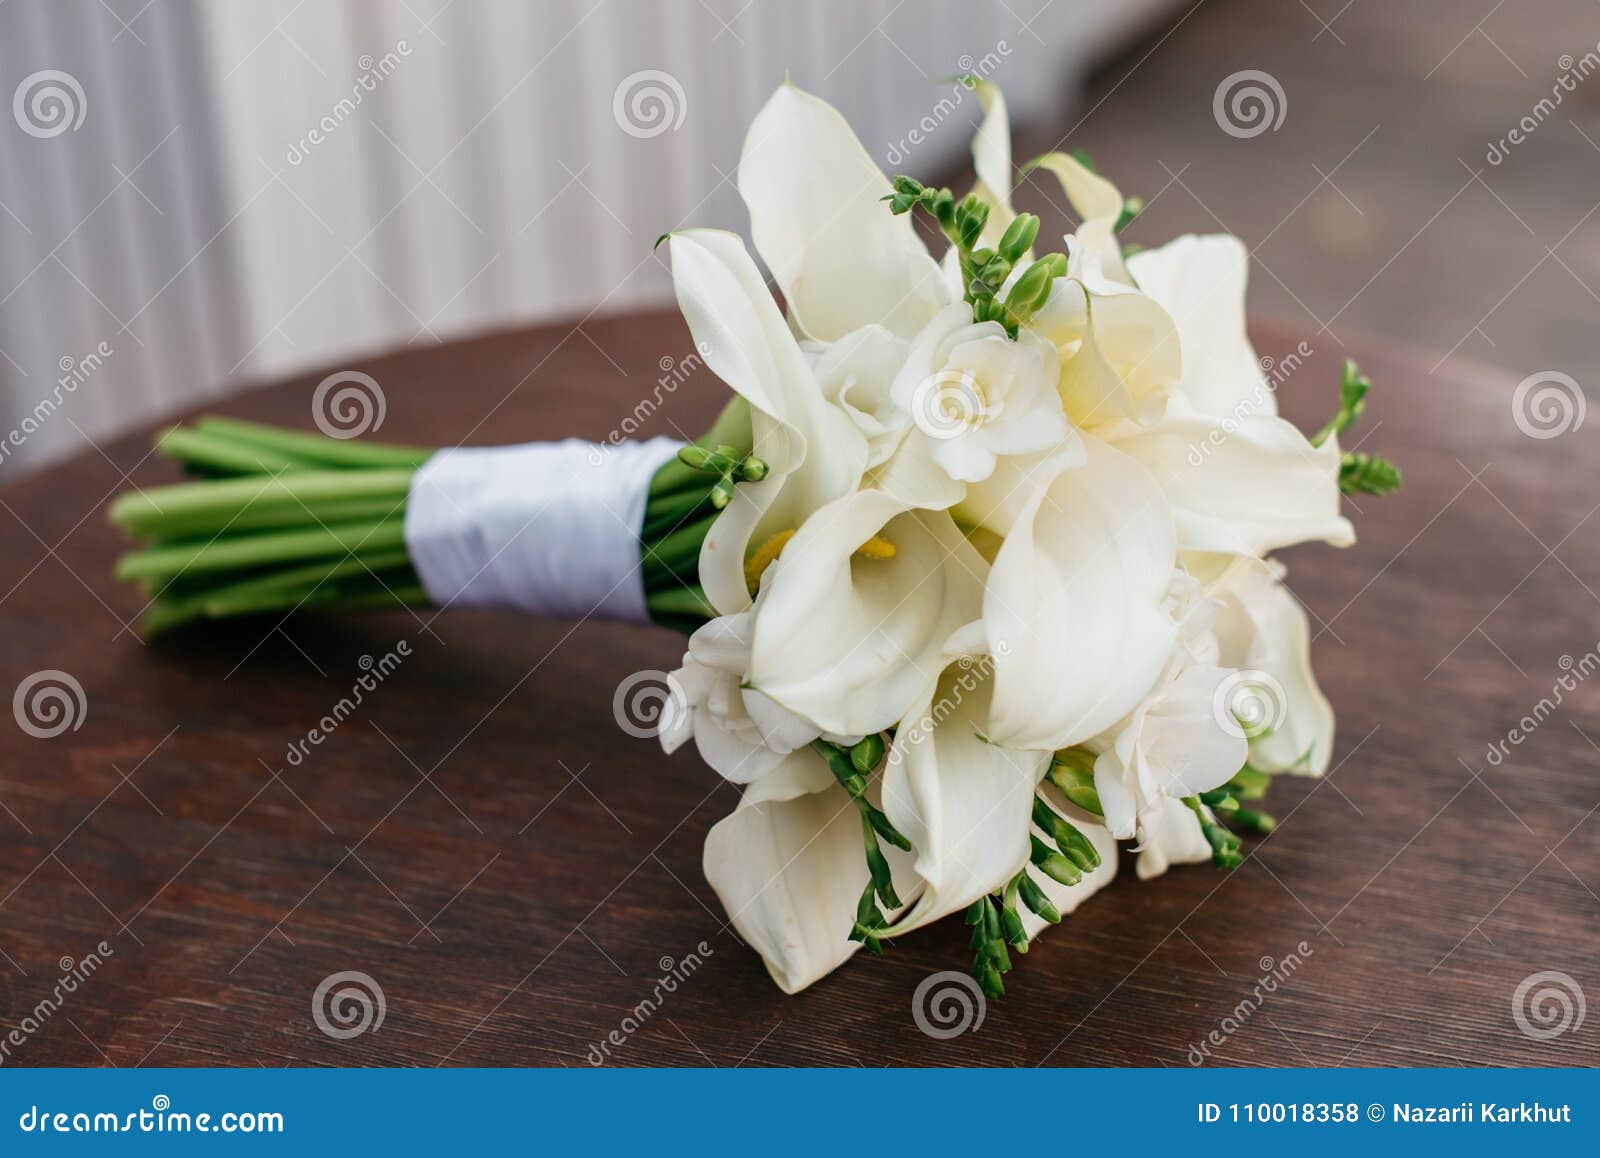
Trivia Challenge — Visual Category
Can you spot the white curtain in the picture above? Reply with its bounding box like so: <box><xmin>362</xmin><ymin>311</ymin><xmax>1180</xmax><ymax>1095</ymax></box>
<box><xmin>0</xmin><ymin>0</ymin><xmax>1173</xmax><ymax>473</ymax></box>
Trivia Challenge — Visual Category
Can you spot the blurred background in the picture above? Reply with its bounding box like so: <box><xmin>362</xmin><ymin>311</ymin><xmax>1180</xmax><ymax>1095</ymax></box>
<box><xmin>0</xmin><ymin>0</ymin><xmax>1595</xmax><ymax>474</ymax></box>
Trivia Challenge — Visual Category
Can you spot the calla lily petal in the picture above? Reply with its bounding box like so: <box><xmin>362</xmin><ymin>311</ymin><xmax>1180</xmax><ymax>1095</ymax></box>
<box><xmin>703</xmin><ymin>747</ymin><xmax>917</xmax><ymax>994</ymax></box>
<box><xmin>882</xmin><ymin>656</ymin><xmax>1046</xmax><ymax>933</ymax></box>
<box><xmin>1034</xmin><ymin>276</ymin><xmax>1181</xmax><ymax>428</ymax></box>
<box><xmin>1126</xmin><ymin>234</ymin><xmax>1276</xmax><ymax>420</ymax></box>
<box><xmin>749</xmin><ymin>489</ymin><xmax>988</xmax><ymax>736</ymax></box>
<box><xmin>1108</xmin><ymin>401</ymin><xmax>1354</xmax><ymax>556</ymax></box>
<box><xmin>985</xmin><ymin>435</ymin><xmax>1180</xmax><ymax>751</ymax></box>
<box><xmin>668</xmin><ymin>229</ymin><xmax>868</xmax><ymax>614</ymax></box>
<box><xmin>739</xmin><ymin>83</ymin><xmax>946</xmax><ymax>341</ymax></box>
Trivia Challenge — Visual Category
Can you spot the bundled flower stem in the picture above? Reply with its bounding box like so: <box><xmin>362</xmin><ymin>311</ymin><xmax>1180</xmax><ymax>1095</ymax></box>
<box><xmin>110</xmin><ymin>400</ymin><xmax>756</xmax><ymax>637</ymax></box>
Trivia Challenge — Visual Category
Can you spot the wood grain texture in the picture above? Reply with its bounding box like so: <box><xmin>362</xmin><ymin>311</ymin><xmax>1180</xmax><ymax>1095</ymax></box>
<box><xmin>0</xmin><ymin>310</ymin><xmax>1595</xmax><ymax>1069</ymax></box>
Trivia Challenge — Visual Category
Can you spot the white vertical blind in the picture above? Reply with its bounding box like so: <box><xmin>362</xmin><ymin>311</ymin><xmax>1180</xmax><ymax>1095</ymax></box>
<box><xmin>0</xmin><ymin>0</ymin><xmax>1174</xmax><ymax>474</ymax></box>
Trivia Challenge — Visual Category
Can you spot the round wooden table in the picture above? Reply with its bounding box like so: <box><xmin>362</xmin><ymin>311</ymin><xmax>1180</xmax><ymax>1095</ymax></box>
<box><xmin>0</xmin><ymin>314</ymin><xmax>1594</xmax><ymax>1067</ymax></box>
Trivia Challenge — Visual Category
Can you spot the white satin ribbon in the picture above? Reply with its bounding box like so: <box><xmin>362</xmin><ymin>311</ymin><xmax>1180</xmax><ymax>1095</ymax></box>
<box><xmin>404</xmin><ymin>437</ymin><xmax>685</xmax><ymax>622</ymax></box>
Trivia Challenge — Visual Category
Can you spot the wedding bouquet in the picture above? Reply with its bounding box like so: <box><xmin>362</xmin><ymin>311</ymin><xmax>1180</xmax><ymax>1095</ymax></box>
<box><xmin>110</xmin><ymin>79</ymin><xmax>1398</xmax><ymax>997</ymax></box>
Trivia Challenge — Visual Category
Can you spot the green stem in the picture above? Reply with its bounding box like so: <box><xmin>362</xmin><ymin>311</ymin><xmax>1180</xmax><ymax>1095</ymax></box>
<box><xmin>646</xmin><ymin>585</ymin><xmax>716</xmax><ymax>620</ymax></box>
<box><xmin>156</xmin><ymin>427</ymin><xmax>321</xmax><ymax>475</ymax></box>
<box><xmin>110</xmin><ymin>470</ymin><xmax>414</xmax><ymax>539</ymax></box>
<box><xmin>116</xmin><ymin>518</ymin><xmax>407</xmax><ymax>582</ymax></box>
<box><xmin>193</xmin><ymin>416</ymin><xmax>432</xmax><ymax>470</ymax></box>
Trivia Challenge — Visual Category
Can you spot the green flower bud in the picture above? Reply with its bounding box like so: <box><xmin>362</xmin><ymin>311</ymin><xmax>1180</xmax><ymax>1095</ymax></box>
<box><xmin>1018</xmin><ymin>872</ymin><xmax>1061</xmax><ymax>923</ymax></box>
<box><xmin>1030</xmin><ymin>835</ymin><xmax>1081</xmax><ymax>886</ymax></box>
<box><xmin>849</xmin><ymin>733</ymin><xmax>885</xmax><ymax>774</ymax></box>
<box><xmin>736</xmin><ymin>454</ymin><xmax>768</xmax><ymax>482</ymax></box>
<box><xmin>997</xmin><ymin>213</ymin><xmax>1039</xmax><ymax>262</ymax></box>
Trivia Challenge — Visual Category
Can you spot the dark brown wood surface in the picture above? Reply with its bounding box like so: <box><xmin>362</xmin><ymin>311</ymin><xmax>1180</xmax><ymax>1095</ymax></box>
<box><xmin>0</xmin><ymin>312</ymin><xmax>1595</xmax><ymax>1068</ymax></box>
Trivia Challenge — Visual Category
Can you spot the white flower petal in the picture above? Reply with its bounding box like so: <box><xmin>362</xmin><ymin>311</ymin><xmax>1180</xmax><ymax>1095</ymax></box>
<box><xmin>668</xmin><ymin>229</ymin><xmax>868</xmax><ymax>614</ymax></box>
<box><xmin>1034</xmin><ymin>277</ymin><xmax>1181</xmax><ymax>428</ymax></box>
<box><xmin>1126</xmin><ymin>234</ymin><xmax>1276</xmax><ymax>420</ymax></box>
<box><xmin>1108</xmin><ymin>403</ymin><xmax>1354</xmax><ymax>556</ymax></box>
<box><xmin>703</xmin><ymin>748</ymin><xmax>917</xmax><ymax>994</ymax></box>
<box><xmin>985</xmin><ymin>436</ymin><xmax>1179</xmax><ymax>750</ymax></box>
<box><xmin>882</xmin><ymin>657</ymin><xmax>1046</xmax><ymax>933</ymax></box>
<box><xmin>967</xmin><ymin>79</ymin><xmax>1015</xmax><ymax>246</ymax></box>
<box><xmin>1135</xmin><ymin>797</ymin><xmax>1213</xmax><ymax>880</ymax></box>
<box><xmin>810</xmin><ymin>324</ymin><xmax>911</xmax><ymax>466</ymax></box>
<box><xmin>1203</xmin><ymin>554</ymin><xmax>1336</xmax><ymax>774</ymax></box>
<box><xmin>739</xmin><ymin>84</ymin><xmax>946</xmax><ymax>341</ymax></box>
<box><xmin>1026</xmin><ymin>151</ymin><xmax>1125</xmax><ymax>223</ymax></box>
<box><xmin>749</xmin><ymin>489</ymin><xmax>988</xmax><ymax>735</ymax></box>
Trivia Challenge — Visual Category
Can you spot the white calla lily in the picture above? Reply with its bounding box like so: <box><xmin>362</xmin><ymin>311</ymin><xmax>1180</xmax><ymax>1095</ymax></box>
<box><xmin>739</xmin><ymin>83</ymin><xmax>947</xmax><ymax>342</ymax></box>
<box><xmin>983</xmin><ymin>435</ymin><xmax>1180</xmax><ymax>751</ymax></box>
<box><xmin>881</xmin><ymin>652</ymin><xmax>1047</xmax><ymax>933</ymax></box>
<box><xmin>703</xmin><ymin>748</ymin><xmax>918</xmax><ymax>994</ymax></box>
<box><xmin>1126</xmin><ymin>234</ymin><xmax>1275</xmax><ymax>420</ymax></box>
<box><xmin>747</xmin><ymin>487</ymin><xmax>988</xmax><ymax>737</ymax></box>
<box><xmin>667</xmin><ymin>229</ymin><xmax>868</xmax><ymax>615</ymax></box>
<box><xmin>1105</xmin><ymin>397</ymin><xmax>1354</xmax><ymax>556</ymax></box>
<box><xmin>1195</xmin><ymin>552</ymin><xmax>1336</xmax><ymax>774</ymax></box>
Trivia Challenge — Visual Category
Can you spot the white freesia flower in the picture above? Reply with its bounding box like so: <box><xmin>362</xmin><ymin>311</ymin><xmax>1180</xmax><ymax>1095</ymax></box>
<box><xmin>746</xmin><ymin>487</ymin><xmax>988</xmax><ymax>737</ymax></box>
<box><xmin>659</xmin><ymin>605</ymin><xmax>827</xmax><ymax>784</ymax></box>
<box><xmin>808</xmin><ymin>325</ymin><xmax>910</xmax><ymax>467</ymax></box>
<box><xmin>1088</xmin><ymin>568</ymin><xmax>1247</xmax><ymax>842</ymax></box>
<box><xmin>702</xmin><ymin>748</ymin><xmax>919</xmax><ymax>994</ymax></box>
<box><xmin>1091</xmin><ymin>658</ymin><xmax>1249</xmax><ymax>843</ymax></box>
<box><xmin>739</xmin><ymin>83</ymin><xmax>948</xmax><ymax>342</ymax></box>
<box><xmin>889</xmin><ymin>303</ymin><xmax>1073</xmax><ymax>485</ymax></box>
<box><xmin>1193</xmin><ymin>552</ymin><xmax>1336</xmax><ymax>774</ymax></box>
<box><xmin>667</xmin><ymin>229</ymin><xmax>868</xmax><ymax>615</ymax></box>
<box><xmin>1133</xmin><ymin>797</ymin><xmax>1216</xmax><ymax>880</ymax></box>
